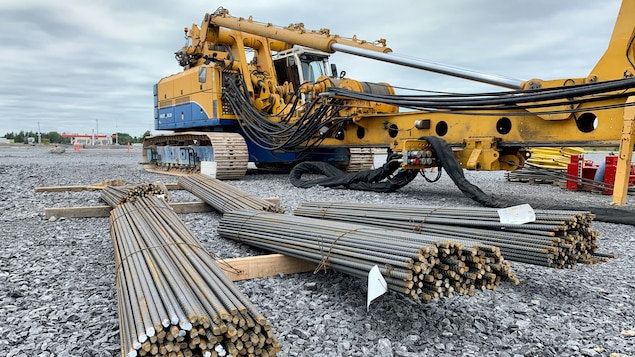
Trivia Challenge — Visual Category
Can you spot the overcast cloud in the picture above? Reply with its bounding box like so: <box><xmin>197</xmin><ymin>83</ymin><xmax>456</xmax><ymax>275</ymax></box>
<box><xmin>0</xmin><ymin>0</ymin><xmax>623</xmax><ymax>137</ymax></box>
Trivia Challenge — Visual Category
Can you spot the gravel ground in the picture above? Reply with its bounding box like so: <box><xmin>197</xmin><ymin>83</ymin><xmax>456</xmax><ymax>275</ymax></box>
<box><xmin>1</xmin><ymin>144</ymin><xmax>634</xmax><ymax>357</ymax></box>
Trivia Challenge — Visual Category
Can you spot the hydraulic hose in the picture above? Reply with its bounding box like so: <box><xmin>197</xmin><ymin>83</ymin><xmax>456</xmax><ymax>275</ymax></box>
<box><xmin>326</xmin><ymin>77</ymin><xmax>635</xmax><ymax>113</ymax></box>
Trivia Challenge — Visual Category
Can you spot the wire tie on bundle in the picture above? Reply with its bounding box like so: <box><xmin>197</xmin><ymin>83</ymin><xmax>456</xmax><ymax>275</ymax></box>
<box><xmin>215</xmin><ymin>258</ymin><xmax>243</xmax><ymax>275</ymax></box>
<box><xmin>312</xmin><ymin>227</ymin><xmax>369</xmax><ymax>275</ymax></box>
<box><xmin>314</xmin><ymin>234</ymin><xmax>329</xmax><ymax>274</ymax></box>
<box><xmin>409</xmin><ymin>218</ymin><xmax>423</xmax><ymax>233</ymax></box>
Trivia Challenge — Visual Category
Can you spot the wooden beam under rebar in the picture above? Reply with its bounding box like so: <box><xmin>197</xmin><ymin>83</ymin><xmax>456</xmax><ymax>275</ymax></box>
<box><xmin>35</xmin><ymin>181</ymin><xmax>180</xmax><ymax>192</ymax></box>
<box><xmin>219</xmin><ymin>254</ymin><xmax>317</xmax><ymax>281</ymax></box>
<box><xmin>44</xmin><ymin>196</ymin><xmax>280</xmax><ymax>219</ymax></box>
<box><xmin>44</xmin><ymin>201</ymin><xmax>213</xmax><ymax>219</ymax></box>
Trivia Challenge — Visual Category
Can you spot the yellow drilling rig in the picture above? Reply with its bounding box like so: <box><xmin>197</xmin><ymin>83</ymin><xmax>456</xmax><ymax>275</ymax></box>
<box><xmin>144</xmin><ymin>1</ymin><xmax>635</xmax><ymax>204</ymax></box>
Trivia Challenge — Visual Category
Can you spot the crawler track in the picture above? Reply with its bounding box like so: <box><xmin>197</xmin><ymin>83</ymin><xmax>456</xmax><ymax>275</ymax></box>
<box><xmin>143</xmin><ymin>132</ymin><xmax>248</xmax><ymax>180</ymax></box>
<box><xmin>345</xmin><ymin>148</ymin><xmax>375</xmax><ymax>172</ymax></box>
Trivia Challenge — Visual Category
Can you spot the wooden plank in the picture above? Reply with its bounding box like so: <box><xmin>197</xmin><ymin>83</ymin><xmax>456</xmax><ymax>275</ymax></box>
<box><xmin>263</xmin><ymin>197</ymin><xmax>281</xmax><ymax>207</ymax></box>
<box><xmin>35</xmin><ymin>179</ymin><xmax>125</xmax><ymax>192</ymax></box>
<box><xmin>165</xmin><ymin>183</ymin><xmax>180</xmax><ymax>190</ymax></box>
<box><xmin>35</xmin><ymin>181</ymin><xmax>179</xmax><ymax>192</ymax></box>
<box><xmin>44</xmin><ymin>195</ymin><xmax>278</xmax><ymax>219</ymax></box>
<box><xmin>169</xmin><ymin>201</ymin><xmax>214</xmax><ymax>214</ymax></box>
<box><xmin>218</xmin><ymin>254</ymin><xmax>318</xmax><ymax>281</ymax></box>
<box><xmin>36</xmin><ymin>185</ymin><xmax>103</xmax><ymax>193</ymax></box>
<box><xmin>45</xmin><ymin>206</ymin><xmax>111</xmax><ymax>219</ymax></box>
<box><xmin>45</xmin><ymin>201</ymin><xmax>213</xmax><ymax>219</ymax></box>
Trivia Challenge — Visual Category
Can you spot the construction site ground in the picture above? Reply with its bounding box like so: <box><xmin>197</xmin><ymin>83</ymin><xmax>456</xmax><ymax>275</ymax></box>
<box><xmin>1</xmin><ymin>144</ymin><xmax>634</xmax><ymax>357</ymax></box>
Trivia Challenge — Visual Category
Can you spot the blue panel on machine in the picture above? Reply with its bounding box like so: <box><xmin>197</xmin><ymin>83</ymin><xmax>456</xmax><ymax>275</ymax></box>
<box><xmin>154</xmin><ymin>145</ymin><xmax>215</xmax><ymax>166</ymax></box>
<box><xmin>156</xmin><ymin>102</ymin><xmax>228</xmax><ymax>130</ymax></box>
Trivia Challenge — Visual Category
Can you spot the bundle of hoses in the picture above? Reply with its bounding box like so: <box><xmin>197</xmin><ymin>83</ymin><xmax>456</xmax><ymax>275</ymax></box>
<box><xmin>110</xmin><ymin>196</ymin><xmax>280</xmax><ymax>357</ymax></box>
<box><xmin>218</xmin><ymin>209</ymin><xmax>519</xmax><ymax>301</ymax></box>
<box><xmin>288</xmin><ymin>157</ymin><xmax>419</xmax><ymax>193</ymax></box>
<box><xmin>326</xmin><ymin>77</ymin><xmax>635</xmax><ymax>113</ymax></box>
<box><xmin>101</xmin><ymin>182</ymin><xmax>170</xmax><ymax>207</ymax></box>
<box><xmin>293</xmin><ymin>202</ymin><xmax>601</xmax><ymax>269</ymax></box>
<box><xmin>178</xmin><ymin>174</ymin><xmax>284</xmax><ymax>214</ymax></box>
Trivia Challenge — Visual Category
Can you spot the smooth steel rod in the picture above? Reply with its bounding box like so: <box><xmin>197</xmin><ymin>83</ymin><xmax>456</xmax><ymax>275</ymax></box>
<box><xmin>331</xmin><ymin>43</ymin><xmax>524</xmax><ymax>89</ymax></box>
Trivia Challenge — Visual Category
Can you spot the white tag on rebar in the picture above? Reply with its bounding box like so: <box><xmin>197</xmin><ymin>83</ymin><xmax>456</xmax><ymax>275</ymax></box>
<box><xmin>367</xmin><ymin>265</ymin><xmax>388</xmax><ymax>312</ymax></box>
<box><xmin>497</xmin><ymin>204</ymin><xmax>536</xmax><ymax>224</ymax></box>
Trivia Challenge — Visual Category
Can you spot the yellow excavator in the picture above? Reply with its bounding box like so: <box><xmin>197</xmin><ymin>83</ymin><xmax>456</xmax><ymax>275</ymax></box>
<box><xmin>144</xmin><ymin>0</ymin><xmax>635</xmax><ymax>205</ymax></box>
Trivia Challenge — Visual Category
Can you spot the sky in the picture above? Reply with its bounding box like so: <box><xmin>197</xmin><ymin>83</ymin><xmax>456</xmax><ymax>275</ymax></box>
<box><xmin>0</xmin><ymin>0</ymin><xmax>624</xmax><ymax>137</ymax></box>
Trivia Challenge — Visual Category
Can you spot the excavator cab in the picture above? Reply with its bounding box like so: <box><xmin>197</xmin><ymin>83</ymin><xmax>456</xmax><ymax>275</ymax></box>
<box><xmin>273</xmin><ymin>46</ymin><xmax>333</xmax><ymax>98</ymax></box>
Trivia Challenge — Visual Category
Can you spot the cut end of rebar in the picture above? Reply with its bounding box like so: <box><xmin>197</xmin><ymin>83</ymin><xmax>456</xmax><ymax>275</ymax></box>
<box><xmin>146</xmin><ymin>327</ymin><xmax>156</xmax><ymax>337</ymax></box>
<box><xmin>132</xmin><ymin>340</ymin><xmax>142</xmax><ymax>350</ymax></box>
<box><xmin>138</xmin><ymin>333</ymin><xmax>147</xmax><ymax>343</ymax></box>
<box><xmin>214</xmin><ymin>343</ymin><xmax>227</xmax><ymax>355</ymax></box>
<box><xmin>179</xmin><ymin>320</ymin><xmax>193</xmax><ymax>331</ymax></box>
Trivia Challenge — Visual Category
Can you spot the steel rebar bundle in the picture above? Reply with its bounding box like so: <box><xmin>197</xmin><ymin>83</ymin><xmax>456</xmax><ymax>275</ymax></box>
<box><xmin>110</xmin><ymin>196</ymin><xmax>280</xmax><ymax>357</ymax></box>
<box><xmin>293</xmin><ymin>202</ymin><xmax>600</xmax><ymax>269</ymax></box>
<box><xmin>178</xmin><ymin>174</ymin><xmax>284</xmax><ymax>214</ymax></box>
<box><xmin>101</xmin><ymin>182</ymin><xmax>170</xmax><ymax>207</ymax></box>
<box><xmin>218</xmin><ymin>209</ymin><xmax>518</xmax><ymax>301</ymax></box>
<box><xmin>504</xmin><ymin>166</ymin><xmax>564</xmax><ymax>185</ymax></box>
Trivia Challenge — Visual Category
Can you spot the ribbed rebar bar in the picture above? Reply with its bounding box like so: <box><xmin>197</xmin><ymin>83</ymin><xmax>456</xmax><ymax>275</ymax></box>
<box><xmin>101</xmin><ymin>182</ymin><xmax>170</xmax><ymax>207</ymax></box>
<box><xmin>178</xmin><ymin>174</ymin><xmax>284</xmax><ymax>214</ymax></box>
<box><xmin>110</xmin><ymin>196</ymin><xmax>280</xmax><ymax>357</ymax></box>
<box><xmin>218</xmin><ymin>209</ymin><xmax>518</xmax><ymax>301</ymax></box>
<box><xmin>293</xmin><ymin>202</ymin><xmax>600</xmax><ymax>269</ymax></box>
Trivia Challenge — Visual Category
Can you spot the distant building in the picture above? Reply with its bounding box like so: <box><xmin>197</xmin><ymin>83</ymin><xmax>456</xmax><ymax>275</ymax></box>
<box><xmin>0</xmin><ymin>137</ymin><xmax>13</xmax><ymax>144</ymax></box>
<box><xmin>62</xmin><ymin>133</ymin><xmax>117</xmax><ymax>146</ymax></box>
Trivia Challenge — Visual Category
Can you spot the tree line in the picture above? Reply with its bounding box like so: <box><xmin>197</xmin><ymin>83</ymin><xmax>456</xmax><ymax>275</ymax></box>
<box><xmin>2</xmin><ymin>130</ymin><xmax>152</xmax><ymax>144</ymax></box>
